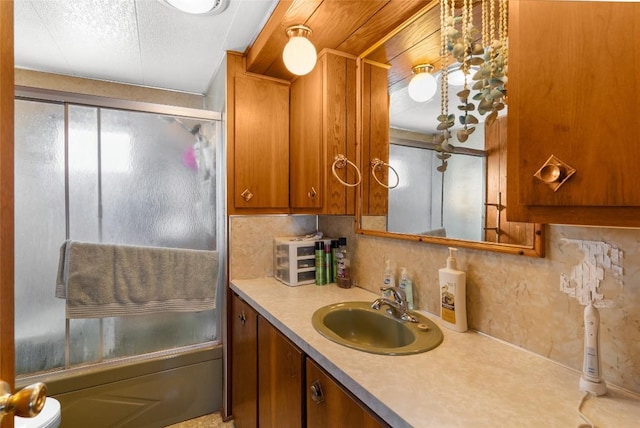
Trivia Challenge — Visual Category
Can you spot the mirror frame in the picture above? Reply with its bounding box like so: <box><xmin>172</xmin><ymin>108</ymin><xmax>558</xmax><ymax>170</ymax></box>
<box><xmin>353</xmin><ymin>3</ymin><xmax>545</xmax><ymax>258</ymax></box>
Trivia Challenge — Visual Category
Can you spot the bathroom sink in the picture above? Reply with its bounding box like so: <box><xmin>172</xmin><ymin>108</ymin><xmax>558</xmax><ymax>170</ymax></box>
<box><xmin>311</xmin><ymin>301</ymin><xmax>443</xmax><ymax>355</ymax></box>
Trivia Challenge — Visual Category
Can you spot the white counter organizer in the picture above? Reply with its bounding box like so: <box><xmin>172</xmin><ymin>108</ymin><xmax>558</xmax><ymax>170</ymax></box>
<box><xmin>230</xmin><ymin>278</ymin><xmax>640</xmax><ymax>428</ymax></box>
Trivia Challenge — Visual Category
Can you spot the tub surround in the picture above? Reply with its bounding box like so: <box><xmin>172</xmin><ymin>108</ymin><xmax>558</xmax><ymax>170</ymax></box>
<box><xmin>231</xmin><ymin>277</ymin><xmax>640</xmax><ymax>428</ymax></box>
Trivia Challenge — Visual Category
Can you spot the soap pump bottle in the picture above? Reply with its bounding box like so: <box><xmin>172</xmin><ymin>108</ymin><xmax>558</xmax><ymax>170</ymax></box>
<box><xmin>399</xmin><ymin>267</ymin><xmax>414</xmax><ymax>310</ymax></box>
<box><xmin>439</xmin><ymin>247</ymin><xmax>467</xmax><ymax>332</ymax></box>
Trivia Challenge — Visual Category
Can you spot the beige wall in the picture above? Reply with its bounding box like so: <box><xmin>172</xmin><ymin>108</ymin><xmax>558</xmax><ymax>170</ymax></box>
<box><xmin>16</xmin><ymin>69</ymin><xmax>204</xmax><ymax>109</ymax></box>
<box><xmin>228</xmin><ymin>215</ymin><xmax>317</xmax><ymax>280</ymax></box>
<box><xmin>230</xmin><ymin>215</ymin><xmax>640</xmax><ymax>395</ymax></box>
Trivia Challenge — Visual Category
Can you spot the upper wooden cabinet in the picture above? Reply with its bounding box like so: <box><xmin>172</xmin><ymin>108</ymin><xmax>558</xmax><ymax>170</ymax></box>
<box><xmin>290</xmin><ymin>50</ymin><xmax>357</xmax><ymax>215</ymax></box>
<box><xmin>360</xmin><ymin>59</ymin><xmax>390</xmax><ymax>216</ymax></box>
<box><xmin>227</xmin><ymin>52</ymin><xmax>290</xmax><ymax>214</ymax></box>
<box><xmin>507</xmin><ymin>0</ymin><xmax>640</xmax><ymax>226</ymax></box>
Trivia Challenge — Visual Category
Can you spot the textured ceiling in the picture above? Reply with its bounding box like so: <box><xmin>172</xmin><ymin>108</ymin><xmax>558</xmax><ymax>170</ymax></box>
<box><xmin>14</xmin><ymin>0</ymin><xmax>278</xmax><ymax>94</ymax></box>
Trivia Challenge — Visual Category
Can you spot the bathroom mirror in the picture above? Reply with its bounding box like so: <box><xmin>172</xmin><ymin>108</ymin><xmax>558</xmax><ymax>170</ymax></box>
<box><xmin>355</xmin><ymin>2</ymin><xmax>544</xmax><ymax>257</ymax></box>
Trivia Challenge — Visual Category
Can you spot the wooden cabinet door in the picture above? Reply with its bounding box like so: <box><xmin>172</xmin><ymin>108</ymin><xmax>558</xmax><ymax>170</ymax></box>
<box><xmin>507</xmin><ymin>0</ymin><xmax>640</xmax><ymax>226</ymax></box>
<box><xmin>306</xmin><ymin>358</ymin><xmax>388</xmax><ymax>428</ymax></box>
<box><xmin>257</xmin><ymin>316</ymin><xmax>304</xmax><ymax>428</ymax></box>
<box><xmin>485</xmin><ymin>116</ymin><xmax>534</xmax><ymax>246</ymax></box>
<box><xmin>290</xmin><ymin>55</ymin><xmax>323</xmax><ymax>211</ymax></box>
<box><xmin>360</xmin><ymin>59</ymin><xmax>390</xmax><ymax>216</ymax></box>
<box><xmin>233</xmin><ymin>74</ymin><xmax>290</xmax><ymax>212</ymax></box>
<box><xmin>290</xmin><ymin>51</ymin><xmax>357</xmax><ymax>215</ymax></box>
<box><xmin>230</xmin><ymin>293</ymin><xmax>258</xmax><ymax>428</ymax></box>
<box><xmin>324</xmin><ymin>52</ymin><xmax>357</xmax><ymax>215</ymax></box>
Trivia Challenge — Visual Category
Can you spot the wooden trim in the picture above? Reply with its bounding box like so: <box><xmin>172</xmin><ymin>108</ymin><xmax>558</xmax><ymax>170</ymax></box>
<box><xmin>361</xmin><ymin>58</ymin><xmax>391</xmax><ymax>70</ymax></box>
<box><xmin>317</xmin><ymin>48</ymin><xmax>357</xmax><ymax>61</ymax></box>
<box><xmin>356</xmin><ymin>227</ymin><xmax>544</xmax><ymax>258</ymax></box>
<box><xmin>0</xmin><ymin>0</ymin><xmax>14</xmax><ymax>399</ymax></box>
<box><xmin>358</xmin><ymin>1</ymin><xmax>439</xmax><ymax>59</ymax></box>
<box><xmin>242</xmin><ymin>71</ymin><xmax>291</xmax><ymax>86</ymax></box>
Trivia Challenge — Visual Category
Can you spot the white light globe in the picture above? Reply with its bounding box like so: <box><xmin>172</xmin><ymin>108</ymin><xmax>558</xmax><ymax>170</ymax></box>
<box><xmin>283</xmin><ymin>36</ymin><xmax>317</xmax><ymax>76</ymax></box>
<box><xmin>165</xmin><ymin>0</ymin><xmax>219</xmax><ymax>14</ymax></box>
<box><xmin>408</xmin><ymin>72</ymin><xmax>437</xmax><ymax>102</ymax></box>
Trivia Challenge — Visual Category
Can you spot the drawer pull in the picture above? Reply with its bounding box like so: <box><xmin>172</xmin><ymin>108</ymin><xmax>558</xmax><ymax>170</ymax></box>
<box><xmin>238</xmin><ymin>311</ymin><xmax>246</xmax><ymax>325</ymax></box>
<box><xmin>310</xmin><ymin>380</ymin><xmax>325</xmax><ymax>403</ymax></box>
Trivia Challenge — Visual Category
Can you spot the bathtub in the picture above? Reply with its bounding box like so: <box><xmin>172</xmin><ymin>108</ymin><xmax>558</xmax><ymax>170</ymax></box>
<box><xmin>16</xmin><ymin>343</ymin><xmax>223</xmax><ymax>428</ymax></box>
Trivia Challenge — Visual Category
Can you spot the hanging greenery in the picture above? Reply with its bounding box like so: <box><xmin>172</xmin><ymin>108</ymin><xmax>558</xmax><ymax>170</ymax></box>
<box><xmin>435</xmin><ymin>0</ymin><xmax>508</xmax><ymax>172</ymax></box>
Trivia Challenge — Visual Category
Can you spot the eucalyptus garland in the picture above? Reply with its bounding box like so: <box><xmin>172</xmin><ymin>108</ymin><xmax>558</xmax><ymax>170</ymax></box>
<box><xmin>434</xmin><ymin>0</ymin><xmax>508</xmax><ymax>168</ymax></box>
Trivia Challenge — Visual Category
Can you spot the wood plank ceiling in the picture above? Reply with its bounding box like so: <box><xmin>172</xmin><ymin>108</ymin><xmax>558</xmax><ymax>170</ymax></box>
<box><xmin>244</xmin><ymin>0</ymin><xmax>436</xmax><ymax>81</ymax></box>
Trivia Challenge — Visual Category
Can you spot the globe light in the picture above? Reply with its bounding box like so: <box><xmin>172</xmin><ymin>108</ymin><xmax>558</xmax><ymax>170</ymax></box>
<box><xmin>283</xmin><ymin>25</ymin><xmax>317</xmax><ymax>76</ymax></box>
<box><xmin>408</xmin><ymin>64</ymin><xmax>437</xmax><ymax>102</ymax></box>
<box><xmin>407</xmin><ymin>64</ymin><xmax>438</xmax><ymax>103</ymax></box>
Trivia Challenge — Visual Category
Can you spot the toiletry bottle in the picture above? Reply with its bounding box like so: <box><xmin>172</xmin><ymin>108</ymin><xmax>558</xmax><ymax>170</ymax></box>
<box><xmin>324</xmin><ymin>242</ymin><xmax>332</xmax><ymax>284</ymax></box>
<box><xmin>439</xmin><ymin>247</ymin><xmax>467</xmax><ymax>332</ymax></box>
<box><xmin>382</xmin><ymin>258</ymin><xmax>395</xmax><ymax>298</ymax></box>
<box><xmin>315</xmin><ymin>241</ymin><xmax>325</xmax><ymax>285</ymax></box>
<box><xmin>331</xmin><ymin>239</ymin><xmax>339</xmax><ymax>283</ymax></box>
<box><xmin>336</xmin><ymin>237</ymin><xmax>352</xmax><ymax>288</ymax></box>
<box><xmin>399</xmin><ymin>267</ymin><xmax>414</xmax><ymax>310</ymax></box>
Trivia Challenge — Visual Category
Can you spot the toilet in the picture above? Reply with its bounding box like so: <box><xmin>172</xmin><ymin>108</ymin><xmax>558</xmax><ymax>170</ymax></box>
<box><xmin>14</xmin><ymin>397</ymin><xmax>61</xmax><ymax>428</ymax></box>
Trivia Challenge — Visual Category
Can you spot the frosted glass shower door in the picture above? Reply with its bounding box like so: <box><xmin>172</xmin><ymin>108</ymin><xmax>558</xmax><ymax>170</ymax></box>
<box><xmin>67</xmin><ymin>106</ymin><xmax>219</xmax><ymax>362</ymax></box>
<box><xmin>14</xmin><ymin>100</ymin><xmax>66</xmax><ymax>375</ymax></box>
<box><xmin>15</xmin><ymin>97</ymin><xmax>222</xmax><ymax>376</ymax></box>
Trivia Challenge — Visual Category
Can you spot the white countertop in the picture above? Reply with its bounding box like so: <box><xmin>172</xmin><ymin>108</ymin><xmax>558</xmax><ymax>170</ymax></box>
<box><xmin>230</xmin><ymin>277</ymin><xmax>640</xmax><ymax>428</ymax></box>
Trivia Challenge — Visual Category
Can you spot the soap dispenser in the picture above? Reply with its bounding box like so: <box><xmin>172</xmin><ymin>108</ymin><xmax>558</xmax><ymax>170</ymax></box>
<box><xmin>439</xmin><ymin>247</ymin><xmax>467</xmax><ymax>332</ymax></box>
<box><xmin>399</xmin><ymin>267</ymin><xmax>414</xmax><ymax>310</ymax></box>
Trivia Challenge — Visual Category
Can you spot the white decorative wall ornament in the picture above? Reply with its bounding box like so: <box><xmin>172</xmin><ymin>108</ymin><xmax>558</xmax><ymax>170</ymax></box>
<box><xmin>560</xmin><ymin>239</ymin><xmax>623</xmax><ymax>308</ymax></box>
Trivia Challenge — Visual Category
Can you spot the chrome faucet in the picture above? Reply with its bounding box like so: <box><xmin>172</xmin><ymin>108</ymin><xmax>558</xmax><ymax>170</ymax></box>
<box><xmin>371</xmin><ymin>286</ymin><xmax>418</xmax><ymax>323</ymax></box>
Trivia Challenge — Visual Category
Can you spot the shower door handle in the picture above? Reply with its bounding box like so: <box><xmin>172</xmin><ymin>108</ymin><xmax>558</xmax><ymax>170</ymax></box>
<box><xmin>0</xmin><ymin>380</ymin><xmax>47</xmax><ymax>420</ymax></box>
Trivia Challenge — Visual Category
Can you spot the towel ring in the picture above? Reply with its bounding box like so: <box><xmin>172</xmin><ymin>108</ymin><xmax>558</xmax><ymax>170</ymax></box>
<box><xmin>370</xmin><ymin>158</ymin><xmax>399</xmax><ymax>189</ymax></box>
<box><xmin>331</xmin><ymin>154</ymin><xmax>362</xmax><ymax>187</ymax></box>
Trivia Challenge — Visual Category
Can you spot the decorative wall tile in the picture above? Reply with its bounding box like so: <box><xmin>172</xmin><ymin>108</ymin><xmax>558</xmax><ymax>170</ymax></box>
<box><xmin>230</xmin><ymin>215</ymin><xmax>640</xmax><ymax>394</ymax></box>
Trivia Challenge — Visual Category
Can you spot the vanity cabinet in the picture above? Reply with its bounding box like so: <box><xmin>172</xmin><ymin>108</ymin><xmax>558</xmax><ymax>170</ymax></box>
<box><xmin>360</xmin><ymin>60</ymin><xmax>390</xmax><ymax>216</ymax></box>
<box><xmin>231</xmin><ymin>293</ymin><xmax>302</xmax><ymax>427</ymax></box>
<box><xmin>306</xmin><ymin>358</ymin><xmax>389</xmax><ymax>428</ymax></box>
<box><xmin>507</xmin><ymin>1</ymin><xmax>640</xmax><ymax>226</ymax></box>
<box><xmin>227</xmin><ymin>52</ymin><xmax>290</xmax><ymax>215</ymax></box>
<box><xmin>230</xmin><ymin>292</ymin><xmax>258</xmax><ymax>428</ymax></box>
<box><xmin>289</xmin><ymin>50</ymin><xmax>357</xmax><ymax>215</ymax></box>
<box><xmin>230</xmin><ymin>292</ymin><xmax>386</xmax><ymax>427</ymax></box>
<box><xmin>257</xmin><ymin>316</ymin><xmax>304</xmax><ymax>427</ymax></box>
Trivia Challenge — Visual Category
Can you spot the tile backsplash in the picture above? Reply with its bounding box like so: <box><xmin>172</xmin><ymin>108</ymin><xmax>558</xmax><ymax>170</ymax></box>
<box><xmin>229</xmin><ymin>215</ymin><xmax>640</xmax><ymax>395</ymax></box>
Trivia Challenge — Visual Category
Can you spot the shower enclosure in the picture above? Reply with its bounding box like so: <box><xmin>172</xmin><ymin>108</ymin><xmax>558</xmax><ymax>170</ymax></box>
<box><xmin>14</xmin><ymin>88</ymin><xmax>224</xmax><ymax>424</ymax></box>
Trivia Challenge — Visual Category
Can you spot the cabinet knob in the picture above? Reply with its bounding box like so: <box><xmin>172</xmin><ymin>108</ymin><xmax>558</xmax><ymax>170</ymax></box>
<box><xmin>307</xmin><ymin>187</ymin><xmax>317</xmax><ymax>199</ymax></box>
<box><xmin>238</xmin><ymin>311</ymin><xmax>246</xmax><ymax>325</ymax></box>
<box><xmin>310</xmin><ymin>380</ymin><xmax>325</xmax><ymax>403</ymax></box>
<box><xmin>533</xmin><ymin>155</ymin><xmax>576</xmax><ymax>192</ymax></box>
<box><xmin>240</xmin><ymin>188</ymin><xmax>254</xmax><ymax>202</ymax></box>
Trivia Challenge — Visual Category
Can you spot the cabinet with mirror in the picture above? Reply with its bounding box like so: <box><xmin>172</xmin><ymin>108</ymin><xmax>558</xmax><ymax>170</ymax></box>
<box><xmin>356</xmin><ymin>2</ymin><xmax>544</xmax><ymax>257</ymax></box>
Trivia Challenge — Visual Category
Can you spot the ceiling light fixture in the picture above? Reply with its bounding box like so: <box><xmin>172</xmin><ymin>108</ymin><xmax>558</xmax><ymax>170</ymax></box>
<box><xmin>283</xmin><ymin>25</ymin><xmax>317</xmax><ymax>76</ymax></box>
<box><xmin>162</xmin><ymin>0</ymin><xmax>229</xmax><ymax>15</ymax></box>
<box><xmin>407</xmin><ymin>64</ymin><xmax>437</xmax><ymax>102</ymax></box>
<box><xmin>439</xmin><ymin>66</ymin><xmax>480</xmax><ymax>87</ymax></box>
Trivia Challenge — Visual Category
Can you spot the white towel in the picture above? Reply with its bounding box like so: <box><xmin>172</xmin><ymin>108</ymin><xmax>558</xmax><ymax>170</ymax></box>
<box><xmin>56</xmin><ymin>241</ymin><xmax>218</xmax><ymax>318</ymax></box>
